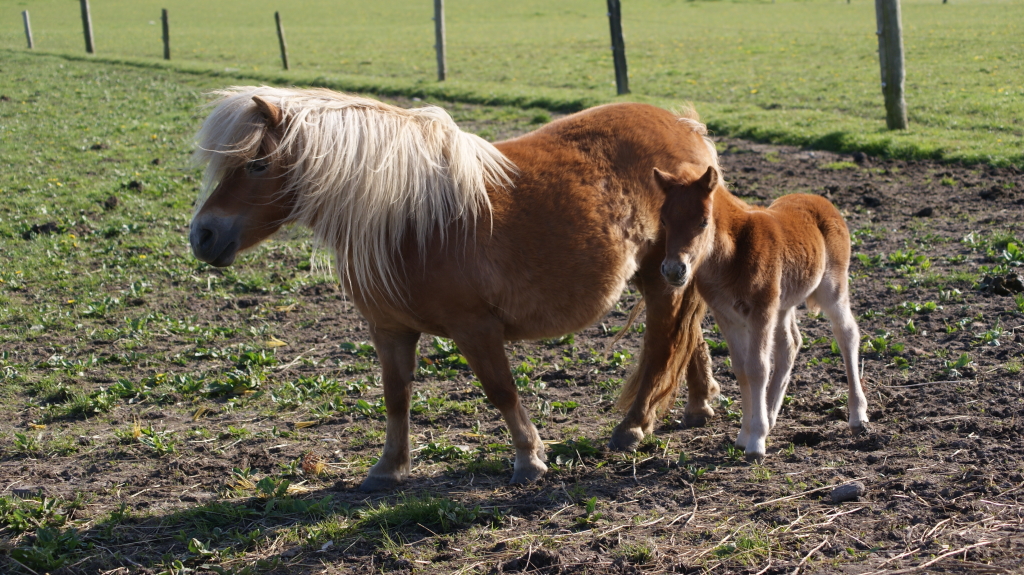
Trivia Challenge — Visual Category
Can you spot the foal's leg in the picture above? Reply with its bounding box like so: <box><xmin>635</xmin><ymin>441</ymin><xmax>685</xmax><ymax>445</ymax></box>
<box><xmin>717</xmin><ymin>318</ymin><xmax>752</xmax><ymax>450</ymax></box>
<box><xmin>451</xmin><ymin>324</ymin><xmax>547</xmax><ymax>484</ymax></box>
<box><xmin>815</xmin><ymin>280</ymin><xmax>869</xmax><ymax>434</ymax></box>
<box><xmin>739</xmin><ymin>311</ymin><xmax>776</xmax><ymax>462</ymax></box>
<box><xmin>767</xmin><ymin>308</ymin><xmax>801</xmax><ymax>429</ymax></box>
<box><xmin>360</xmin><ymin>328</ymin><xmax>421</xmax><ymax>492</ymax></box>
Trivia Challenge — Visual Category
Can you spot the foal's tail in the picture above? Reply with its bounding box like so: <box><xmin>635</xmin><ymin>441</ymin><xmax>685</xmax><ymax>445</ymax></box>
<box><xmin>616</xmin><ymin>282</ymin><xmax>711</xmax><ymax>418</ymax></box>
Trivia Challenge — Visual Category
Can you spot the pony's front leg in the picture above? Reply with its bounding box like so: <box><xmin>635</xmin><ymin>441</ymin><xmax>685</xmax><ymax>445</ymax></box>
<box><xmin>360</xmin><ymin>328</ymin><xmax>421</xmax><ymax>492</ymax></box>
<box><xmin>453</xmin><ymin>325</ymin><xmax>546</xmax><ymax>484</ymax></box>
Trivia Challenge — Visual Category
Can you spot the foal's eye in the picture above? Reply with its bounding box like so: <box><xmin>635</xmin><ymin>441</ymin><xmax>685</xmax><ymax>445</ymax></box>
<box><xmin>245</xmin><ymin>159</ymin><xmax>270</xmax><ymax>175</ymax></box>
<box><xmin>700</xmin><ymin>218</ymin><xmax>709</xmax><ymax>229</ymax></box>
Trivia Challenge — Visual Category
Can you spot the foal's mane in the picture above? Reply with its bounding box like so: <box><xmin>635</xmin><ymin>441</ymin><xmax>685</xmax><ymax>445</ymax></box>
<box><xmin>193</xmin><ymin>86</ymin><xmax>515</xmax><ymax>299</ymax></box>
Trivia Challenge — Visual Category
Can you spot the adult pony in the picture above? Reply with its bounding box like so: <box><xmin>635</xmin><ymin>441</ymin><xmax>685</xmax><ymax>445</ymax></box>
<box><xmin>190</xmin><ymin>87</ymin><xmax>721</xmax><ymax>490</ymax></box>
<box><xmin>655</xmin><ymin>165</ymin><xmax>868</xmax><ymax>462</ymax></box>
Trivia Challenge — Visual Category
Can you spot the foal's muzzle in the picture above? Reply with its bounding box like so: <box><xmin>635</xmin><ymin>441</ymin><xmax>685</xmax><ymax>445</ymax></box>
<box><xmin>190</xmin><ymin>214</ymin><xmax>242</xmax><ymax>267</ymax></box>
<box><xmin>661</xmin><ymin>259</ymin><xmax>689</xmax><ymax>287</ymax></box>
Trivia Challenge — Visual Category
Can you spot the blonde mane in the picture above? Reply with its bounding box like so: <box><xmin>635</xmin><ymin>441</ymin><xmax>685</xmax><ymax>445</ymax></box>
<box><xmin>676</xmin><ymin>106</ymin><xmax>722</xmax><ymax>185</ymax></box>
<box><xmin>193</xmin><ymin>86</ymin><xmax>515</xmax><ymax>299</ymax></box>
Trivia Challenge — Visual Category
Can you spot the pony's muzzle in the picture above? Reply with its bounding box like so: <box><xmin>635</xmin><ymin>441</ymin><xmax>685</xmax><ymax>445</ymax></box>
<box><xmin>190</xmin><ymin>214</ymin><xmax>241</xmax><ymax>267</ymax></box>
<box><xmin>661</xmin><ymin>259</ymin><xmax>689</xmax><ymax>287</ymax></box>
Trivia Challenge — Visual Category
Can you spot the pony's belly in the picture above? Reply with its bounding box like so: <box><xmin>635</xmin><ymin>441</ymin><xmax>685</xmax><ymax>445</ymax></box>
<box><xmin>499</xmin><ymin>251</ymin><xmax>640</xmax><ymax>341</ymax></box>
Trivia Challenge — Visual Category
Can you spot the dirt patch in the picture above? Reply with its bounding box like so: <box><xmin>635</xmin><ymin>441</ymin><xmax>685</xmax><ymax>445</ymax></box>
<box><xmin>2</xmin><ymin>130</ymin><xmax>1023</xmax><ymax>573</ymax></box>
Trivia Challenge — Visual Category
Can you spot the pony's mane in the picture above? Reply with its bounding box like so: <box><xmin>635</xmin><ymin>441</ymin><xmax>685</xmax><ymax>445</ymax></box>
<box><xmin>193</xmin><ymin>86</ymin><xmax>515</xmax><ymax>299</ymax></box>
<box><xmin>675</xmin><ymin>106</ymin><xmax>722</xmax><ymax>186</ymax></box>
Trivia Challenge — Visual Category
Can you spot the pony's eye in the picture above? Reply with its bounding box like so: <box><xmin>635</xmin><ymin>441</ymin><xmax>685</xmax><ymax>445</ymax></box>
<box><xmin>700</xmin><ymin>218</ymin><xmax>709</xmax><ymax>229</ymax></box>
<box><xmin>246</xmin><ymin>159</ymin><xmax>270</xmax><ymax>175</ymax></box>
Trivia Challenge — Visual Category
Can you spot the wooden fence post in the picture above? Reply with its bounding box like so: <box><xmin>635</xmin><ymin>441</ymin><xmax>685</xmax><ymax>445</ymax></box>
<box><xmin>875</xmin><ymin>0</ymin><xmax>908</xmax><ymax>129</ymax></box>
<box><xmin>433</xmin><ymin>0</ymin><xmax>447</xmax><ymax>81</ymax></box>
<box><xmin>275</xmin><ymin>12</ymin><xmax>289</xmax><ymax>70</ymax></box>
<box><xmin>162</xmin><ymin>9</ymin><xmax>170</xmax><ymax>60</ymax></box>
<box><xmin>22</xmin><ymin>11</ymin><xmax>33</xmax><ymax>49</ymax></box>
<box><xmin>606</xmin><ymin>0</ymin><xmax>629</xmax><ymax>95</ymax></box>
<box><xmin>80</xmin><ymin>0</ymin><xmax>95</xmax><ymax>54</ymax></box>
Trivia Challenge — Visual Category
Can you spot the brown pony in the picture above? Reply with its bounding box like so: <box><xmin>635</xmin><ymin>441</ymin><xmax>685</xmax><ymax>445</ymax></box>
<box><xmin>654</xmin><ymin>165</ymin><xmax>869</xmax><ymax>462</ymax></box>
<box><xmin>189</xmin><ymin>86</ymin><xmax>721</xmax><ymax>490</ymax></box>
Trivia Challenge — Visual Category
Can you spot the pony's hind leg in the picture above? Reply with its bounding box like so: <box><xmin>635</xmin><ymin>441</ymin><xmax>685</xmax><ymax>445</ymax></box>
<box><xmin>684</xmin><ymin>329</ymin><xmax>721</xmax><ymax>428</ymax></box>
<box><xmin>767</xmin><ymin>308</ymin><xmax>801</xmax><ymax>429</ymax></box>
<box><xmin>814</xmin><ymin>281</ymin><xmax>869</xmax><ymax>434</ymax></box>
<box><xmin>360</xmin><ymin>328</ymin><xmax>421</xmax><ymax>492</ymax></box>
<box><xmin>452</xmin><ymin>324</ymin><xmax>547</xmax><ymax>484</ymax></box>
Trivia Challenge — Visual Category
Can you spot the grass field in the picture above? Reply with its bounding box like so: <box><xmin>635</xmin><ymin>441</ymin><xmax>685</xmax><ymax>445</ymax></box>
<box><xmin>2</xmin><ymin>0</ymin><xmax>1022</xmax><ymax>165</ymax></box>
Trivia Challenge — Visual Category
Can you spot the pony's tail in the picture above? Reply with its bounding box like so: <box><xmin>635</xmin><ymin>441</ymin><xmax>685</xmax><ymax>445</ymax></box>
<box><xmin>615</xmin><ymin>283</ymin><xmax>710</xmax><ymax>418</ymax></box>
<box><xmin>603</xmin><ymin>297</ymin><xmax>646</xmax><ymax>356</ymax></box>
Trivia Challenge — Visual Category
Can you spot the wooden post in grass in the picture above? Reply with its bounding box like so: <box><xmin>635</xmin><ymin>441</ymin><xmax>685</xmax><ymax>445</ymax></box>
<box><xmin>875</xmin><ymin>0</ymin><xmax>908</xmax><ymax>129</ymax></box>
<box><xmin>22</xmin><ymin>11</ymin><xmax>33</xmax><ymax>49</ymax></box>
<box><xmin>275</xmin><ymin>11</ymin><xmax>289</xmax><ymax>70</ymax></box>
<box><xmin>606</xmin><ymin>0</ymin><xmax>629</xmax><ymax>95</ymax></box>
<box><xmin>161</xmin><ymin>9</ymin><xmax>170</xmax><ymax>60</ymax></box>
<box><xmin>433</xmin><ymin>0</ymin><xmax>447</xmax><ymax>81</ymax></box>
<box><xmin>80</xmin><ymin>0</ymin><xmax>95</xmax><ymax>54</ymax></box>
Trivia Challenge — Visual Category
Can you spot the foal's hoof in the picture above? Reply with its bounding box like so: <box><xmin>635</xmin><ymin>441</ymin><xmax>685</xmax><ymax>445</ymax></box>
<box><xmin>850</xmin><ymin>421</ymin><xmax>871</xmax><ymax>436</ymax></box>
<box><xmin>358</xmin><ymin>475</ymin><xmax>402</xmax><ymax>492</ymax></box>
<box><xmin>745</xmin><ymin>451</ymin><xmax>766</xmax><ymax>464</ymax></box>
<box><xmin>608</xmin><ymin>424</ymin><xmax>644</xmax><ymax>451</ymax></box>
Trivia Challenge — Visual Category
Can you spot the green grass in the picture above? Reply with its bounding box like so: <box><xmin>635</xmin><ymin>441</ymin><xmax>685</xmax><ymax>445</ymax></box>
<box><xmin>2</xmin><ymin>0</ymin><xmax>1022</xmax><ymax>164</ymax></box>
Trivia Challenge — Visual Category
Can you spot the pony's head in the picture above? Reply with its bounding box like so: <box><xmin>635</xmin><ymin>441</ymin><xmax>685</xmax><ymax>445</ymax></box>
<box><xmin>189</xmin><ymin>86</ymin><xmax>513</xmax><ymax>299</ymax></box>
<box><xmin>654</xmin><ymin>164</ymin><xmax>719</xmax><ymax>288</ymax></box>
<box><xmin>190</xmin><ymin>93</ymin><xmax>294</xmax><ymax>267</ymax></box>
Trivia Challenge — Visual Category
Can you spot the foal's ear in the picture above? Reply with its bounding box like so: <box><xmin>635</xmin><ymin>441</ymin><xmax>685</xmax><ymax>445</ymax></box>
<box><xmin>696</xmin><ymin>165</ymin><xmax>719</xmax><ymax>194</ymax></box>
<box><xmin>252</xmin><ymin>95</ymin><xmax>282</xmax><ymax>128</ymax></box>
<box><xmin>652</xmin><ymin>167</ymin><xmax>676</xmax><ymax>193</ymax></box>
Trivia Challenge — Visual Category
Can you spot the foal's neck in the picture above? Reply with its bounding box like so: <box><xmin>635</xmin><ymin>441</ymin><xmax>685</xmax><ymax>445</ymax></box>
<box><xmin>705</xmin><ymin>187</ymin><xmax>754</xmax><ymax>268</ymax></box>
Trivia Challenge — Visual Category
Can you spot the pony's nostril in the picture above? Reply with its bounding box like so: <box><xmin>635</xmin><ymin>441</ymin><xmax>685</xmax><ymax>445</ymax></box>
<box><xmin>198</xmin><ymin>228</ymin><xmax>215</xmax><ymax>250</ymax></box>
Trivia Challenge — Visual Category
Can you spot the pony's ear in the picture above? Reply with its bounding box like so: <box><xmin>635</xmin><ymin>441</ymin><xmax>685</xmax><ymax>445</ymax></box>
<box><xmin>252</xmin><ymin>95</ymin><xmax>282</xmax><ymax>128</ymax></box>
<box><xmin>652</xmin><ymin>167</ymin><xmax>675</xmax><ymax>193</ymax></box>
<box><xmin>696</xmin><ymin>165</ymin><xmax>718</xmax><ymax>194</ymax></box>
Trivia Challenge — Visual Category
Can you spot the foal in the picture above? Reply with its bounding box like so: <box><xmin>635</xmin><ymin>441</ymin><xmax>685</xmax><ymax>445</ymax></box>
<box><xmin>655</xmin><ymin>165</ymin><xmax>868</xmax><ymax>461</ymax></box>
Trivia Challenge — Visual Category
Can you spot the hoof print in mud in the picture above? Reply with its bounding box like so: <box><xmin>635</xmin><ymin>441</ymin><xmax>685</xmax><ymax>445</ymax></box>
<box><xmin>501</xmin><ymin>548</ymin><xmax>560</xmax><ymax>572</ymax></box>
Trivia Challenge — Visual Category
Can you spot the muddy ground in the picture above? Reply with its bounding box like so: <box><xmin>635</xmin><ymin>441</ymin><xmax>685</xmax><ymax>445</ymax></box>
<box><xmin>2</xmin><ymin>110</ymin><xmax>1024</xmax><ymax>574</ymax></box>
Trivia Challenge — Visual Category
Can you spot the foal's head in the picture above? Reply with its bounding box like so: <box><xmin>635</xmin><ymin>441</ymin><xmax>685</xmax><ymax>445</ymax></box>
<box><xmin>190</xmin><ymin>96</ymin><xmax>295</xmax><ymax>267</ymax></box>
<box><xmin>654</xmin><ymin>165</ymin><xmax>719</xmax><ymax>287</ymax></box>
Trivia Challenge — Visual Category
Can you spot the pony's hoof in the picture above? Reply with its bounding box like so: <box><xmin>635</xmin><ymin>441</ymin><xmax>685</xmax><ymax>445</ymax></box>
<box><xmin>608</xmin><ymin>424</ymin><xmax>644</xmax><ymax>451</ymax></box>
<box><xmin>358</xmin><ymin>475</ymin><xmax>402</xmax><ymax>492</ymax></box>
<box><xmin>509</xmin><ymin>462</ymin><xmax>546</xmax><ymax>485</ymax></box>
<box><xmin>850</xmin><ymin>421</ymin><xmax>871</xmax><ymax>436</ymax></box>
<box><xmin>681</xmin><ymin>407</ymin><xmax>714</xmax><ymax>428</ymax></box>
